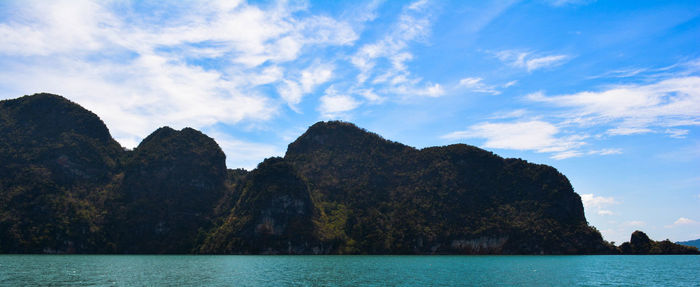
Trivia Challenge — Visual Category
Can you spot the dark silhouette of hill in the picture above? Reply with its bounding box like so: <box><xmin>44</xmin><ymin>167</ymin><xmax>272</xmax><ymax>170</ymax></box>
<box><xmin>110</xmin><ymin>126</ymin><xmax>228</xmax><ymax>253</ymax></box>
<box><xmin>0</xmin><ymin>93</ymin><xmax>123</xmax><ymax>253</ymax></box>
<box><xmin>618</xmin><ymin>231</ymin><xmax>699</xmax><ymax>254</ymax></box>
<box><xmin>3</xmin><ymin>93</ymin><xmax>688</xmax><ymax>255</ymax></box>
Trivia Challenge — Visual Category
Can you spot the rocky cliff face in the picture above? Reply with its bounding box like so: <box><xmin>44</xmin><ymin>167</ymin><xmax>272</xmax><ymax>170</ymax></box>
<box><xmin>199</xmin><ymin>158</ymin><xmax>322</xmax><ymax>254</ymax></box>
<box><xmin>114</xmin><ymin>127</ymin><xmax>227</xmax><ymax>253</ymax></box>
<box><xmin>1</xmin><ymin>94</ymin><xmax>619</xmax><ymax>254</ymax></box>
<box><xmin>0</xmin><ymin>93</ymin><xmax>123</xmax><ymax>253</ymax></box>
<box><xmin>279</xmin><ymin>121</ymin><xmax>610</xmax><ymax>254</ymax></box>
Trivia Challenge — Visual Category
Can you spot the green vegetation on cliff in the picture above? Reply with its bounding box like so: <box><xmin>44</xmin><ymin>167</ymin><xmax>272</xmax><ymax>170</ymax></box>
<box><xmin>3</xmin><ymin>93</ymin><xmax>680</xmax><ymax>255</ymax></box>
<box><xmin>0</xmin><ymin>93</ymin><xmax>123</xmax><ymax>253</ymax></box>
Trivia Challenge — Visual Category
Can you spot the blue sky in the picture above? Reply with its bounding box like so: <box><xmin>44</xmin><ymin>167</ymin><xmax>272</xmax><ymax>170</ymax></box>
<box><xmin>0</xmin><ymin>0</ymin><xmax>698</xmax><ymax>243</ymax></box>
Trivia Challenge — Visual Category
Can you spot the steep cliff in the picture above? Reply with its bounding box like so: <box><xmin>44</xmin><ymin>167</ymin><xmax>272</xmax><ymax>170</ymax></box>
<box><xmin>278</xmin><ymin>121</ymin><xmax>611</xmax><ymax>254</ymax></box>
<box><xmin>1</xmin><ymin>94</ymin><xmax>620</xmax><ymax>254</ymax></box>
<box><xmin>0</xmin><ymin>93</ymin><xmax>123</xmax><ymax>253</ymax></box>
<box><xmin>112</xmin><ymin>127</ymin><xmax>227</xmax><ymax>253</ymax></box>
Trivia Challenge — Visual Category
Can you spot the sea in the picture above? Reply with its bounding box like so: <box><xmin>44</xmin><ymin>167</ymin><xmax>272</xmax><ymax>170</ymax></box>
<box><xmin>0</xmin><ymin>255</ymin><xmax>698</xmax><ymax>286</ymax></box>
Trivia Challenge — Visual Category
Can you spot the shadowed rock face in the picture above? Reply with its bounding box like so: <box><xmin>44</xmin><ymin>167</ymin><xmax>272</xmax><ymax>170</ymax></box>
<box><xmin>198</xmin><ymin>158</ymin><xmax>322</xmax><ymax>254</ymax></box>
<box><xmin>115</xmin><ymin>126</ymin><xmax>227</xmax><ymax>253</ymax></box>
<box><xmin>2</xmin><ymin>94</ymin><xmax>619</xmax><ymax>254</ymax></box>
<box><xmin>0</xmin><ymin>93</ymin><xmax>123</xmax><ymax>253</ymax></box>
<box><xmin>277</xmin><ymin>121</ymin><xmax>610</xmax><ymax>254</ymax></box>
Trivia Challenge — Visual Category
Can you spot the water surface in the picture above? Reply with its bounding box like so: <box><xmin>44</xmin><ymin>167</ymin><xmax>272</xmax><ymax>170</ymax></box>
<box><xmin>1</xmin><ymin>255</ymin><xmax>698</xmax><ymax>286</ymax></box>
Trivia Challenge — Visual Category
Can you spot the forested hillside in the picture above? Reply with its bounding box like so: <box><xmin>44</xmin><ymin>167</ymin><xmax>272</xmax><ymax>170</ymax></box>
<box><xmin>4</xmin><ymin>93</ymin><xmax>693</xmax><ymax>255</ymax></box>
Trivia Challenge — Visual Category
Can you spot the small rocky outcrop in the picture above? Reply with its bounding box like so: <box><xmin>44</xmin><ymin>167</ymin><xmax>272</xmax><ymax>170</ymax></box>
<box><xmin>618</xmin><ymin>231</ymin><xmax>699</xmax><ymax>254</ymax></box>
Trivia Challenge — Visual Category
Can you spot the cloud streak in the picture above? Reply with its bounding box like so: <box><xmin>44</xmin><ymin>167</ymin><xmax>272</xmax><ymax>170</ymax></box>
<box><xmin>442</xmin><ymin>120</ymin><xmax>588</xmax><ymax>159</ymax></box>
<box><xmin>665</xmin><ymin>217</ymin><xmax>699</xmax><ymax>228</ymax></box>
<box><xmin>458</xmin><ymin>77</ymin><xmax>501</xmax><ymax>95</ymax></box>
<box><xmin>493</xmin><ymin>50</ymin><xmax>571</xmax><ymax>72</ymax></box>
<box><xmin>528</xmin><ymin>76</ymin><xmax>700</xmax><ymax>136</ymax></box>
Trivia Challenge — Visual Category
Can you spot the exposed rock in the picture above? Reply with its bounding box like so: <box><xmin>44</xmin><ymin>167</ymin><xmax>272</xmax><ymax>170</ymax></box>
<box><xmin>0</xmin><ymin>95</ymin><xmax>632</xmax><ymax>254</ymax></box>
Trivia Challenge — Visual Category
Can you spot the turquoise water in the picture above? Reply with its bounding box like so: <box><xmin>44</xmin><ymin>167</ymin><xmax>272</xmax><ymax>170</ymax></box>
<box><xmin>1</xmin><ymin>255</ymin><xmax>698</xmax><ymax>286</ymax></box>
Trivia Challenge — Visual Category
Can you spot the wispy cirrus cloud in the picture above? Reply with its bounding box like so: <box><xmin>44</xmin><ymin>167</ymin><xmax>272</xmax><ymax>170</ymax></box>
<box><xmin>493</xmin><ymin>50</ymin><xmax>571</xmax><ymax>72</ymax></box>
<box><xmin>665</xmin><ymin>217</ymin><xmax>699</xmax><ymax>228</ymax></box>
<box><xmin>442</xmin><ymin>120</ymin><xmax>588</xmax><ymax>159</ymax></box>
<box><xmin>350</xmin><ymin>0</ymin><xmax>443</xmax><ymax>99</ymax></box>
<box><xmin>0</xmin><ymin>0</ymin><xmax>448</xmax><ymax>148</ymax></box>
<box><xmin>546</xmin><ymin>0</ymin><xmax>597</xmax><ymax>7</ymax></box>
<box><xmin>528</xmin><ymin>76</ymin><xmax>700</xmax><ymax>136</ymax></box>
<box><xmin>0</xmin><ymin>0</ymin><xmax>374</xmax><ymax>148</ymax></box>
<box><xmin>458</xmin><ymin>77</ymin><xmax>501</xmax><ymax>95</ymax></box>
<box><xmin>448</xmin><ymin>65</ymin><xmax>699</xmax><ymax>159</ymax></box>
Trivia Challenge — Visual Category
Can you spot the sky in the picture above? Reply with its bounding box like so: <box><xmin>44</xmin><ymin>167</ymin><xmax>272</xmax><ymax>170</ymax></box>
<box><xmin>0</xmin><ymin>0</ymin><xmax>698</xmax><ymax>244</ymax></box>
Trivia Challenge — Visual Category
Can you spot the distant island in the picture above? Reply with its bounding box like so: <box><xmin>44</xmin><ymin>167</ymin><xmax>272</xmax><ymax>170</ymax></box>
<box><xmin>0</xmin><ymin>93</ymin><xmax>697</xmax><ymax>255</ymax></box>
<box><xmin>677</xmin><ymin>239</ymin><xmax>700</xmax><ymax>249</ymax></box>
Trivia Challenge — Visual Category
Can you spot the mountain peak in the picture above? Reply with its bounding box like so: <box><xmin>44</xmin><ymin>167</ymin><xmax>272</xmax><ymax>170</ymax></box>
<box><xmin>0</xmin><ymin>93</ymin><xmax>114</xmax><ymax>143</ymax></box>
<box><xmin>286</xmin><ymin>121</ymin><xmax>410</xmax><ymax>157</ymax></box>
<box><xmin>137</xmin><ymin>126</ymin><xmax>219</xmax><ymax>152</ymax></box>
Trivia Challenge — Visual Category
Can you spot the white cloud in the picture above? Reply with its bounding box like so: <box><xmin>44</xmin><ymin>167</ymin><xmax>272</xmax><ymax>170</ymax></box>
<box><xmin>666</xmin><ymin>217</ymin><xmax>699</xmax><ymax>228</ymax></box>
<box><xmin>0</xmin><ymin>0</ymin><xmax>116</xmax><ymax>56</ymax></box>
<box><xmin>525</xmin><ymin>55</ymin><xmax>569</xmax><ymax>72</ymax></box>
<box><xmin>277</xmin><ymin>80</ymin><xmax>304</xmax><ymax>111</ymax></box>
<box><xmin>0</xmin><ymin>0</ymin><xmax>450</xmax><ymax>144</ymax></box>
<box><xmin>488</xmin><ymin>109</ymin><xmax>528</xmax><ymax>120</ymax></box>
<box><xmin>494</xmin><ymin>50</ymin><xmax>570</xmax><ymax>72</ymax></box>
<box><xmin>606</xmin><ymin>127</ymin><xmax>653</xmax><ymax>136</ymax></box>
<box><xmin>588</xmin><ymin>148</ymin><xmax>622</xmax><ymax>156</ymax></box>
<box><xmin>551</xmin><ymin>150</ymin><xmax>583</xmax><ymax>160</ymax></box>
<box><xmin>547</xmin><ymin>0</ymin><xmax>596</xmax><ymax>7</ymax></box>
<box><xmin>443</xmin><ymin>120</ymin><xmax>587</xmax><ymax>159</ymax></box>
<box><xmin>588</xmin><ymin>68</ymin><xmax>648</xmax><ymax>79</ymax></box>
<box><xmin>597</xmin><ymin>210</ymin><xmax>614</xmax><ymax>216</ymax></box>
<box><xmin>356</xmin><ymin>88</ymin><xmax>385</xmax><ymax>104</ymax></box>
<box><xmin>458</xmin><ymin>77</ymin><xmax>482</xmax><ymax>87</ymax></box>
<box><xmin>503</xmin><ymin>80</ymin><xmax>518</xmax><ymax>88</ymax></box>
<box><xmin>300</xmin><ymin>63</ymin><xmax>334</xmax><ymax>94</ymax></box>
<box><xmin>0</xmin><ymin>0</ymin><xmax>364</xmax><ymax>148</ymax></box>
<box><xmin>318</xmin><ymin>87</ymin><xmax>361</xmax><ymax>118</ymax></box>
<box><xmin>349</xmin><ymin>0</ymin><xmax>441</xmax><ymax>99</ymax></box>
<box><xmin>580</xmin><ymin>193</ymin><xmax>618</xmax><ymax>217</ymax></box>
<box><xmin>580</xmin><ymin>193</ymin><xmax>618</xmax><ymax>209</ymax></box>
<box><xmin>674</xmin><ymin>217</ymin><xmax>697</xmax><ymax>225</ymax></box>
<box><xmin>665</xmin><ymin>129</ymin><xmax>689</xmax><ymax>139</ymax></box>
<box><xmin>529</xmin><ymin>76</ymin><xmax>700</xmax><ymax>137</ymax></box>
<box><xmin>389</xmin><ymin>83</ymin><xmax>445</xmax><ymax>98</ymax></box>
<box><xmin>276</xmin><ymin>61</ymin><xmax>335</xmax><ymax>110</ymax></box>
<box><xmin>458</xmin><ymin>77</ymin><xmax>500</xmax><ymax>95</ymax></box>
